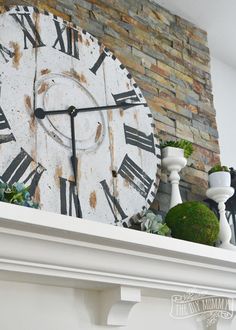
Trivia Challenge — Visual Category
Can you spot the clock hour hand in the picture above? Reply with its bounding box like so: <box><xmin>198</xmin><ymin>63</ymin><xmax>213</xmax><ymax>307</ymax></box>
<box><xmin>70</xmin><ymin>108</ymin><xmax>77</xmax><ymax>180</ymax></box>
<box><xmin>34</xmin><ymin>102</ymin><xmax>147</xmax><ymax>119</ymax></box>
<box><xmin>69</xmin><ymin>106</ymin><xmax>83</xmax><ymax>218</ymax></box>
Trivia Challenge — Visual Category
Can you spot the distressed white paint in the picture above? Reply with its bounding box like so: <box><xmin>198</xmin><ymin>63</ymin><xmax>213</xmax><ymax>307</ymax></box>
<box><xmin>0</xmin><ymin>6</ymin><xmax>161</xmax><ymax>224</ymax></box>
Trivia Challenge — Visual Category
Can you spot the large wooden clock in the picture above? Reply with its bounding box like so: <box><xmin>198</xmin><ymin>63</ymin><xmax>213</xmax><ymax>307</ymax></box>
<box><xmin>0</xmin><ymin>5</ymin><xmax>161</xmax><ymax>224</ymax></box>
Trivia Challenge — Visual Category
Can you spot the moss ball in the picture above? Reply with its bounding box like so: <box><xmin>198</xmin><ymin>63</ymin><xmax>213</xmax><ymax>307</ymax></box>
<box><xmin>165</xmin><ymin>201</ymin><xmax>219</xmax><ymax>246</ymax></box>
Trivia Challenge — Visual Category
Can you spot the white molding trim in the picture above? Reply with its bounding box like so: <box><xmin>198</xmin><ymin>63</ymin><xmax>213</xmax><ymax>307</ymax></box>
<box><xmin>0</xmin><ymin>203</ymin><xmax>236</xmax><ymax>325</ymax></box>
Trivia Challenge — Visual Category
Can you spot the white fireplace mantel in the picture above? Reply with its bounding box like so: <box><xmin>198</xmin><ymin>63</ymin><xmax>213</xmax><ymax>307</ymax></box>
<box><xmin>0</xmin><ymin>203</ymin><xmax>236</xmax><ymax>326</ymax></box>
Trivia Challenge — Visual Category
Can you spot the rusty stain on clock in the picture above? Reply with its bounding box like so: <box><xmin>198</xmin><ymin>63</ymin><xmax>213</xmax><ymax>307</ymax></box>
<box><xmin>99</xmin><ymin>44</ymin><xmax>105</xmax><ymax>55</ymax></box>
<box><xmin>24</xmin><ymin>95</ymin><xmax>36</xmax><ymax>133</ymax></box>
<box><xmin>126</xmin><ymin>82</ymin><xmax>130</xmax><ymax>90</ymax></box>
<box><xmin>24</xmin><ymin>95</ymin><xmax>32</xmax><ymax>110</ymax></box>
<box><xmin>64</xmin><ymin>69</ymin><xmax>87</xmax><ymax>84</ymax></box>
<box><xmin>41</xmin><ymin>68</ymin><xmax>51</xmax><ymax>75</ymax></box>
<box><xmin>95</xmin><ymin>122</ymin><xmax>102</xmax><ymax>142</ymax></box>
<box><xmin>38</xmin><ymin>82</ymin><xmax>49</xmax><ymax>95</ymax></box>
<box><xmin>85</xmin><ymin>39</ymin><xmax>90</xmax><ymax>47</ymax></box>
<box><xmin>33</xmin><ymin>10</ymin><xmax>41</xmax><ymax>36</ymax></box>
<box><xmin>68</xmin><ymin>175</ymin><xmax>74</xmax><ymax>182</ymax></box>
<box><xmin>78</xmin><ymin>33</ymin><xmax>83</xmax><ymax>43</ymax></box>
<box><xmin>119</xmin><ymin>109</ymin><xmax>124</xmax><ymax>117</ymax></box>
<box><xmin>9</xmin><ymin>41</ymin><xmax>22</xmax><ymax>70</ymax></box>
<box><xmin>123</xmin><ymin>178</ymin><xmax>130</xmax><ymax>187</ymax></box>
<box><xmin>89</xmin><ymin>191</ymin><xmax>97</xmax><ymax>209</ymax></box>
<box><xmin>35</xmin><ymin>185</ymin><xmax>41</xmax><ymax>204</ymax></box>
<box><xmin>54</xmin><ymin>165</ymin><xmax>62</xmax><ymax>188</ymax></box>
<box><xmin>108</xmin><ymin>127</ymin><xmax>114</xmax><ymax>160</ymax></box>
<box><xmin>108</xmin><ymin>109</ymin><xmax>113</xmax><ymax>122</ymax></box>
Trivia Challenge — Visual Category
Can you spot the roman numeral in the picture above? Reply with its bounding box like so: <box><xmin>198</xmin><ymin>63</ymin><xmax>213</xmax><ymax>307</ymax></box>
<box><xmin>1</xmin><ymin>148</ymin><xmax>46</xmax><ymax>196</ymax></box>
<box><xmin>0</xmin><ymin>107</ymin><xmax>16</xmax><ymax>144</ymax></box>
<box><xmin>100</xmin><ymin>179</ymin><xmax>127</xmax><ymax>223</ymax></box>
<box><xmin>90</xmin><ymin>50</ymin><xmax>108</xmax><ymax>75</ymax></box>
<box><xmin>124</xmin><ymin>124</ymin><xmax>155</xmax><ymax>154</ymax></box>
<box><xmin>118</xmin><ymin>154</ymin><xmax>153</xmax><ymax>199</ymax></box>
<box><xmin>59</xmin><ymin>177</ymin><xmax>82</xmax><ymax>217</ymax></box>
<box><xmin>112</xmin><ymin>89</ymin><xmax>145</xmax><ymax>108</ymax></box>
<box><xmin>0</xmin><ymin>80</ymin><xmax>16</xmax><ymax>144</ymax></box>
<box><xmin>10</xmin><ymin>12</ymin><xmax>46</xmax><ymax>49</ymax></box>
<box><xmin>52</xmin><ymin>20</ymin><xmax>79</xmax><ymax>59</ymax></box>
<box><xmin>0</xmin><ymin>44</ymin><xmax>15</xmax><ymax>63</ymax></box>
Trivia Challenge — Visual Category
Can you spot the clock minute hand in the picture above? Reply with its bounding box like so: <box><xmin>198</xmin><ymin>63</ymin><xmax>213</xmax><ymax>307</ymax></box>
<box><xmin>34</xmin><ymin>102</ymin><xmax>147</xmax><ymax>119</ymax></box>
<box><xmin>74</xmin><ymin>101</ymin><xmax>147</xmax><ymax>114</ymax></box>
<box><xmin>34</xmin><ymin>107</ymin><xmax>68</xmax><ymax>119</ymax></box>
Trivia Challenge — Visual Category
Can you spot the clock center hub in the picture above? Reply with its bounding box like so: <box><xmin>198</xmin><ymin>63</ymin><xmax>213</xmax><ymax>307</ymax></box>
<box><xmin>35</xmin><ymin>74</ymin><xmax>105</xmax><ymax>151</ymax></box>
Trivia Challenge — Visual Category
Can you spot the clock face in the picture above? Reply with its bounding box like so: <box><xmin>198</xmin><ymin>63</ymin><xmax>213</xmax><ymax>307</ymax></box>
<box><xmin>0</xmin><ymin>5</ymin><xmax>161</xmax><ymax>224</ymax></box>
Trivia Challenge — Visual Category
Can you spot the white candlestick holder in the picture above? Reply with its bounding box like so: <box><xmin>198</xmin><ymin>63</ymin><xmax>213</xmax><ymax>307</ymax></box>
<box><xmin>162</xmin><ymin>148</ymin><xmax>187</xmax><ymax>209</ymax></box>
<box><xmin>206</xmin><ymin>186</ymin><xmax>236</xmax><ymax>250</ymax></box>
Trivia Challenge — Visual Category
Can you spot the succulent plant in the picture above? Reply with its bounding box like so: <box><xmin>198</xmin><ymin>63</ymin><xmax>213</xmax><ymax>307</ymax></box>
<box><xmin>126</xmin><ymin>208</ymin><xmax>171</xmax><ymax>236</ymax></box>
<box><xmin>208</xmin><ymin>164</ymin><xmax>230</xmax><ymax>175</ymax></box>
<box><xmin>160</xmin><ymin>139</ymin><xmax>193</xmax><ymax>158</ymax></box>
<box><xmin>0</xmin><ymin>182</ymin><xmax>39</xmax><ymax>208</ymax></box>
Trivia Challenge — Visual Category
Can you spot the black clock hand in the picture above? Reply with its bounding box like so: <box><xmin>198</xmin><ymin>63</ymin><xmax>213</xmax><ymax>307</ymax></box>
<box><xmin>69</xmin><ymin>106</ymin><xmax>83</xmax><ymax>218</ymax></box>
<box><xmin>35</xmin><ymin>108</ymin><xmax>68</xmax><ymax>119</ymax></box>
<box><xmin>69</xmin><ymin>107</ymin><xmax>77</xmax><ymax>182</ymax></box>
<box><xmin>34</xmin><ymin>102</ymin><xmax>147</xmax><ymax>119</ymax></box>
<box><xmin>73</xmin><ymin>102</ymin><xmax>147</xmax><ymax>114</ymax></box>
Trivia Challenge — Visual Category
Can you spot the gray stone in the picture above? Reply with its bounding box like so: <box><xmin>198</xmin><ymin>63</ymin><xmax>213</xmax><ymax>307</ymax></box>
<box><xmin>75</xmin><ymin>0</ymin><xmax>92</xmax><ymax>10</ymax></box>
<box><xmin>56</xmin><ymin>1</ymin><xmax>75</xmax><ymax>11</ymax></box>
<box><xmin>71</xmin><ymin>16</ymin><xmax>81</xmax><ymax>27</ymax></box>
<box><xmin>104</xmin><ymin>26</ymin><xmax>120</xmax><ymax>39</ymax></box>
<box><xmin>133</xmin><ymin>71</ymin><xmax>158</xmax><ymax>86</ymax></box>
<box><xmin>118</xmin><ymin>21</ymin><xmax>134</xmax><ymax>32</ymax></box>
<box><xmin>167</xmin><ymin>111</ymin><xmax>191</xmax><ymax>126</ymax></box>
<box><xmin>185</xmin><ymin>95</ymin><xmax>198</xmax><ymax>106</ymax></box>
<box><xmin>170</xmin><ymin>75</ymin><xmax>189</xmax><ymax>89</ymax></box>
<box><xmin>209</xmin><ymin>127</ymin><xmax>219</xmax><ymax>138</ymax></box>
<box><xmin>55</xmin><ymin>5</ymin><xmax>74</xmax><ymax>15</ymax></box>
<box><xmin>153</xmin><ymin>112</ymin><xmax>175</xmax><ymax>127</ymax></box>
<box><xmin>82</xmin><ymin>20</ymin><xmax>105</xmax><ymax>38</ymax></box>
<box><xmin>179</xmin><ymin>185</ymin><xmax>189</xmax><ymax>202</ymax></box>
<box><xmin>155</xmin><ymin>192</ymin><xmax>170</xmax><ymax>213</ymax></box>
<box><xmin>132</xmin><ymin>48</ymin><xmax>156</xmax><ymax>65</ymax></box>
<box><xmin>198</xmin><ymin>101</ymin><xmax>216</xmax><ymax>114</ymax></box>
<box><xmin>176</xmin><ymin>106</ymin><xmax>193</xmax><ymax>119</ymax></box>
<box><xmin>159</xmin><ymin>181</ymin><xmax>172</xmax><ymax>194</ymax></box>
<box><xmin>148</xmin><ymin>0</ymin><xmax>176</xmax><ymax>24</ymax></box>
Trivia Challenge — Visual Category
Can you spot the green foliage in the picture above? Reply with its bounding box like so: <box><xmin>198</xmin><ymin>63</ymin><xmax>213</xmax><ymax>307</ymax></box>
<box><xmin>208</xmin><ymin>164</ymin><xmax>229</xmax><ymax>175</ymax></box>
<box><xmin>127</xmin><ymin>209</ymin><xmax>171</xmax><ymax>236</ymax></box>
<box><xmin>160</xmin><ymin>139</ymin><xmax>193</xmax><ymax>158</ymax></box>
<box><xmin>0</xmin><ymin>182</ymin><xmax>39</xmax><ymax>208</ymax></box>
<box><xmin>165</xmin><ymin>201</ymin><xmax>219</xmax><ymax>246</ymax></box>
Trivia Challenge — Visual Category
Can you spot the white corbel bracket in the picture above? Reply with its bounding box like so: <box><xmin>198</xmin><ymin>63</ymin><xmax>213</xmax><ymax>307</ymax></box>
<box><xmin>100</xmin><ymin>286</ymin><xmax>141</xmax><ymax>327</ymax></box>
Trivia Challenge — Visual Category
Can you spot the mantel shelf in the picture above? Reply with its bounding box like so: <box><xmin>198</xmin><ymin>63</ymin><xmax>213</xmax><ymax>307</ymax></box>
<box><xmin>0</xmin><ymin>203</ymin><xmax>236</xmax><ymax>326</ymax></box>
